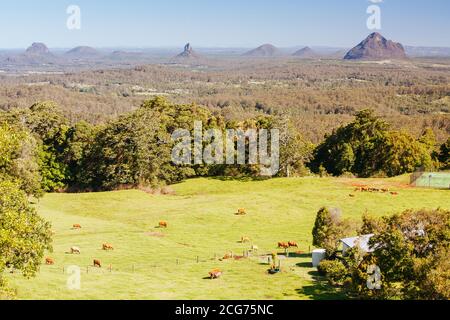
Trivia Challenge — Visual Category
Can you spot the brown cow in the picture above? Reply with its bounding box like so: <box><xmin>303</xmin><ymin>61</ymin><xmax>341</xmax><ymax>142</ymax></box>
<box><xmin>72</xmin><ymin>224</ymin><xmax>82</xmax><ymax>229</ymax></box>
<box><xmin>93</xmin><ymin>259</ymin><xmax>102</xmax><ymax>268</ymax></box>
<box><xmin>159</xmin><ymin>221</ymin><xmax>168</xmax><ymax>228</ymax></box>
<box><xmin>288</xmin><ymin>241</ymin><xmax>298</xmax><ymax>248</ymax></box>
<box><xmin>237</xmin><ymin>208</ymin><xmax>247</xmax><ymax>215</ymax></box>
<box><xmin>278</xmin><ymin>242</ymin><xmax>289</xmax><ymax>249</ymax></box>
<box><xmin>391</xmin><ymin>191</ymin><xmax>399</xmax><ymax>196</ymax></box>
<box><xmin>70</xmin><ymin>246</ymin><xmax>81</xmax><ymax>254</ymax></box>
<box><xmin>102</xmin><ymin>243</ymin><xmax>114</xmax><ymax>251</ymax></box>
<box><xmin>209</xmin><ymin>269</ymin><xmax>222</xmax><ymax>279</ymax></box>
<box><xmin>45</xmin><ymin>257</ymin><xmax>55</xmax><ymax>265</ymax></box>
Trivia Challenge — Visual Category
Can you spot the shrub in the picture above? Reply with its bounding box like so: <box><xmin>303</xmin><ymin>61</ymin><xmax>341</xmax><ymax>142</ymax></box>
<box><xmin>317</xmin><ymin>259</ymin><xmax>348</xmax><ymax>285</ymax></box>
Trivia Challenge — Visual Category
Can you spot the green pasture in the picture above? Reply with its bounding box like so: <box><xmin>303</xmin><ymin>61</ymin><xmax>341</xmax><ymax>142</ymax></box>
<box><xmin>6</xmin><ymin>176</ymin><xmax>449</xmax><ymax>300</ymax></box>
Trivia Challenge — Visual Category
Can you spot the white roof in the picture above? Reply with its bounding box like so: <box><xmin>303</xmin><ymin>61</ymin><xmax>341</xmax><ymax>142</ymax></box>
<box><xmin>340</xmin><ymin>234</ymin><xmax>375</xmax><ymax>253</ymax></box>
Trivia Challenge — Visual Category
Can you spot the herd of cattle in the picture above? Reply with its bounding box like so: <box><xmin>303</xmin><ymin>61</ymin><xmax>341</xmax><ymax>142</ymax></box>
<box><xmin>44</xmin><ymin>210</ymin><xmax>300</xmax><ymax>280</ymax></box>
<box><xmin>44</xmin><ymin>224</ymin><xmax>114</xmax><ymax>269</ymax></box>
<box><xmin>350</xmin><ymin>186</ymin><xmax>399</xmax><ymax>197</ymax></box>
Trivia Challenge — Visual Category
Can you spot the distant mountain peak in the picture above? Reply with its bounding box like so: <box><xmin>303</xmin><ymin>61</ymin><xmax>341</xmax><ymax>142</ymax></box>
<box><xmin>25</xmin><ymin>42</ymin><xmax>50</xmax><ymax>55</ymax></box>
<box><xmin>175</xmin><ymin>43</ymin><xmax>200</xmax><ymax>59</ymax></box>
<box><xmin>66</xmin><ymin>46</ymin><xmax>100</xmax><ymax>57</ymax></box>
<box><xmin>293</xmin><ymin>46</ymin><xmax>319</xmax><ymax>59</ymax></box>
<box><xmin>344</xmin><ymin>33</ymin><xmax>407</xmax><ymax>60</ymax></box>
<box><xmin>243</xmin><ymin>44</ymin><xmax>280</xmax><ymax>57</ymax></box>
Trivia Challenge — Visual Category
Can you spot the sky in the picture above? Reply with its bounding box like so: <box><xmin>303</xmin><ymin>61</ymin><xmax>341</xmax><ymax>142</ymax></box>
<box><xmin>0</xmin><ymin>0</ymin><xmax>449</xmax><ymax>49</ymax></box>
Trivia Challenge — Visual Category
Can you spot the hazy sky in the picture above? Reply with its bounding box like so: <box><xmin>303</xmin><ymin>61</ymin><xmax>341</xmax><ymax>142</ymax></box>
<box><xmin>0</xmin><ymin>0</ymin><xmax>449</xmax><ymax>49</ymax></box>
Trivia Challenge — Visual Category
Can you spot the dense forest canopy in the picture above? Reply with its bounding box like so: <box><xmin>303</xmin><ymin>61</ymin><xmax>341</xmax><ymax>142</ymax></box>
<box><xmin>0</xmin><ymin>58</ymin><xmax>449</xmax><ymax>144</ymax></box>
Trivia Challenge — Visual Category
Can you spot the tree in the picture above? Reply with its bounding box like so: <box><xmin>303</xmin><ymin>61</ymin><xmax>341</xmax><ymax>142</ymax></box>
<box><xmin>0</xmin><ymin>180</ymin><xmax>53</xmax><ymax>298</ymax></box>
<box><xmin>311</xmin><ymin>109</ymin><xmax>389</xmax><ymax>177</ymax></box>
<box><xmin>364</xmin><ymin>209</ymin><xmax>450</xmax><ymax>300</ymax></box>
<box><xmin>359</xmin><ymin>212</ymin><xmax>383</xmax><ymax>235</ymax></box>
<box><xmin>438</xmin><ymin>138</ymin><xmax>450</xmax><ymax>169</ymax></box>
<box><xmin>1</xmin><ymin>102</ymin><xmax>71</xmax><ymax>192</ymax></box>
<box><xmin>312</xmin><ymin>207</ymin><xmax>348</xmax><ymax>257</ymax></box>
<box><xmin>83</xmin><ymin>97</ymin><xmax>221</xmax><ymax>190</ymax></box>
<box><xmin>0</xmin><ymin>123</ymin><xmax>42</xmax><ymax>197</ymax></box>
<box><xmin>275</xmin><ymin>116</ymin><xmax>314</xmax><ymax>177</ymax></box>
<box><xmin>311</xmin><ymin>110</ymin><xmax>435</xmax><ymax>177</ymax></box>
<box><xmin>64</xmin><ymin>121</ymin><xmax>97</xmax><ymax>189</ymax></box>
<box><xmin>379</xmin><ymin>131</ymin><xmax>432</xmax><ymax>176</ymax></box>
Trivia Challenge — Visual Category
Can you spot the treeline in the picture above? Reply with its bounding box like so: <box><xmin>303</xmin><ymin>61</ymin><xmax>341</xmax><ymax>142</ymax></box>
<box><xmin>0</xmin><ymin>97</ymin><xmax>449</xmax><ymax>197</ymax></box>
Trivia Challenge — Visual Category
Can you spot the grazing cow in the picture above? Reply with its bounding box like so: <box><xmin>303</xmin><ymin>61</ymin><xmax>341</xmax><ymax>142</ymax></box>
<box><xmin>159</xmin><ymin>221</ymin><xmax>168</xmax><ymax>228</ymax></box>
<box><xmin>222</xmin><ymin>252</ymin><xmax>233</xmax><ymax>260</ymax></box>
<box><xmin>241</xmin><ymin>236</ymin><xmax>251</xmax><ymax>243</ymax></box>
<box><xmin>349</xmin><ymin>194</ymin><xmax>356</xmax><ymax>198</ymax></box>
<box><xmin>72</xmin><ymin>224</ymin><xmax>82</xmax><ymax>229</ymax></box>
<box><xmin>288</xmin><ymin>241</ymin><xmax>298</xmax><ymax>248</ymax></box>
<box><xmin>391</xmin><ymin>191</ymin><xmax>399</xmax><ymax>196</ymax></box>
<box><xmin>209</xmin><ymin>269</ymin><xmax>222</xmax><ymax>279</ymax></box>
<box><xmin>278</xmin><ymin>242</ymin><xmax>289</xmax><ymax>249</ymax></box>
<box><xmin>102</xmin><ymin>243</ymin><xmax>114</xmax><ymax>251</ymax></box>
<box><xmin>93</xmin><ymin>259</ymin><xmax>102</xmax><ymax>268</ymax></box>
<box><xmin>237</xmin><ymin>208</ymin><xmax>246</xmax><ymax>215</ymax></box>
<box><xmin>381</xmin><ymin>188</ymin><xmax>390</xmax><ymax>193</ymax></box>
<box><xmin>45</xmin><ymin>257</ymin><xmax>55</xmax><ymax>265</ymax></box>
<box><xmin>70</xmin><ymin>246</ymin><xmax>81</xmax><ymax>254</ymax></box>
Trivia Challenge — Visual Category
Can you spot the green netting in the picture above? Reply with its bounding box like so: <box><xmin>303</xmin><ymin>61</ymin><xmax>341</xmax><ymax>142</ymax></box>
<box><xmin>411</xmin><ymin>172</ymin><xmax>450</xmax><ymax>189</ymax></box>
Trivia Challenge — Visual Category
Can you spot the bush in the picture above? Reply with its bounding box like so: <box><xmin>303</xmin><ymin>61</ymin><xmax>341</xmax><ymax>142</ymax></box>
<box><xmin>317</xmin><ymin>259</ymin><xmax>348</xmax><ymax>285</ymax></box>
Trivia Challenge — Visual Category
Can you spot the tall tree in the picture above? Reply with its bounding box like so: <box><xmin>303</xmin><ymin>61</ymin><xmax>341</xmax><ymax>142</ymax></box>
<box><xmin>0</xmin><ymin>123</ymin><xmax>42</xmax><ymax>197</ymax></box>
<box><xmin>0</xmin><ymin>180</ymin><xmax>52</xmax><ymax>298</ymax></box>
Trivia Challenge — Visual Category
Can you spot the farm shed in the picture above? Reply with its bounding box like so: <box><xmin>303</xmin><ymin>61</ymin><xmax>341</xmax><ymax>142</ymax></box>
<box><xmin>340</xmin><ymin>234</ymin><xmax>374</xmax><ymax>255</ymax></box>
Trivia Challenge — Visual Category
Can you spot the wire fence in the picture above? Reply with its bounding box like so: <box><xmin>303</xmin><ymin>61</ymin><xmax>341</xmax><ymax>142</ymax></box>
<box><xmin>13</xmin><ymin>246</ymin><xmax>311</xmax><ymax>276</ymax></box>
<box><xmin>411</xmin><ymin>171</ymin><xmax>450</xmax><ymax>189</ymax></box>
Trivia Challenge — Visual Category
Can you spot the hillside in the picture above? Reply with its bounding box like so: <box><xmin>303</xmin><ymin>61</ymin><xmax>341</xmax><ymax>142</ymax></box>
<box><xmin>345</xmin><ymin>32</ymin><xmax>407</xmax><ymax>60</ymax></box>
<box><xmin>66</xmin><ymin>46</ymin><xmax>101</xmax><ymax>58</ymax></box>
<box><xmin>243</xmin><ymin>44</ymin><xmax>280</xmax><ymax>57</ymax></box>
<box><xmin>6</xmin><ymin>176</ymin><xmax>449</xmax><ymax>300</ymax></box>
<box><xmin>293</xmin><ymin>47</ymin><xmax>319</xmax><ymax>59</ymax></box>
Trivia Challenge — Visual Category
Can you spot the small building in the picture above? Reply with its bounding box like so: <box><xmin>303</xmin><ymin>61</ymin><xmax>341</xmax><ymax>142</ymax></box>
<box><xmin>312</xmin><ymin>249</ymin><xmax>326</xmax><ymax>268</ymax></box>
<box><xmin>340</xmin><ymin>234</ymin><xmax>374</xmax><ymax>255</ymax></box>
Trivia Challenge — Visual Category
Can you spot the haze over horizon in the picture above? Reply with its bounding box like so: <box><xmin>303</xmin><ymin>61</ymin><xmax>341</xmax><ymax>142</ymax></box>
<box><xmin>0</xmin><ymin>0</ymin><xmax>449</xmax><ymax>49</ymax></box>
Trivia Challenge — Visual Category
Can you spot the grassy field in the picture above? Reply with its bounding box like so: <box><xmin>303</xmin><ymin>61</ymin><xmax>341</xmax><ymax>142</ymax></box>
<box><xmin>6</xmin><ymin>176</ymin><xmax>450</xmax><ymax>300</ymax></box>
